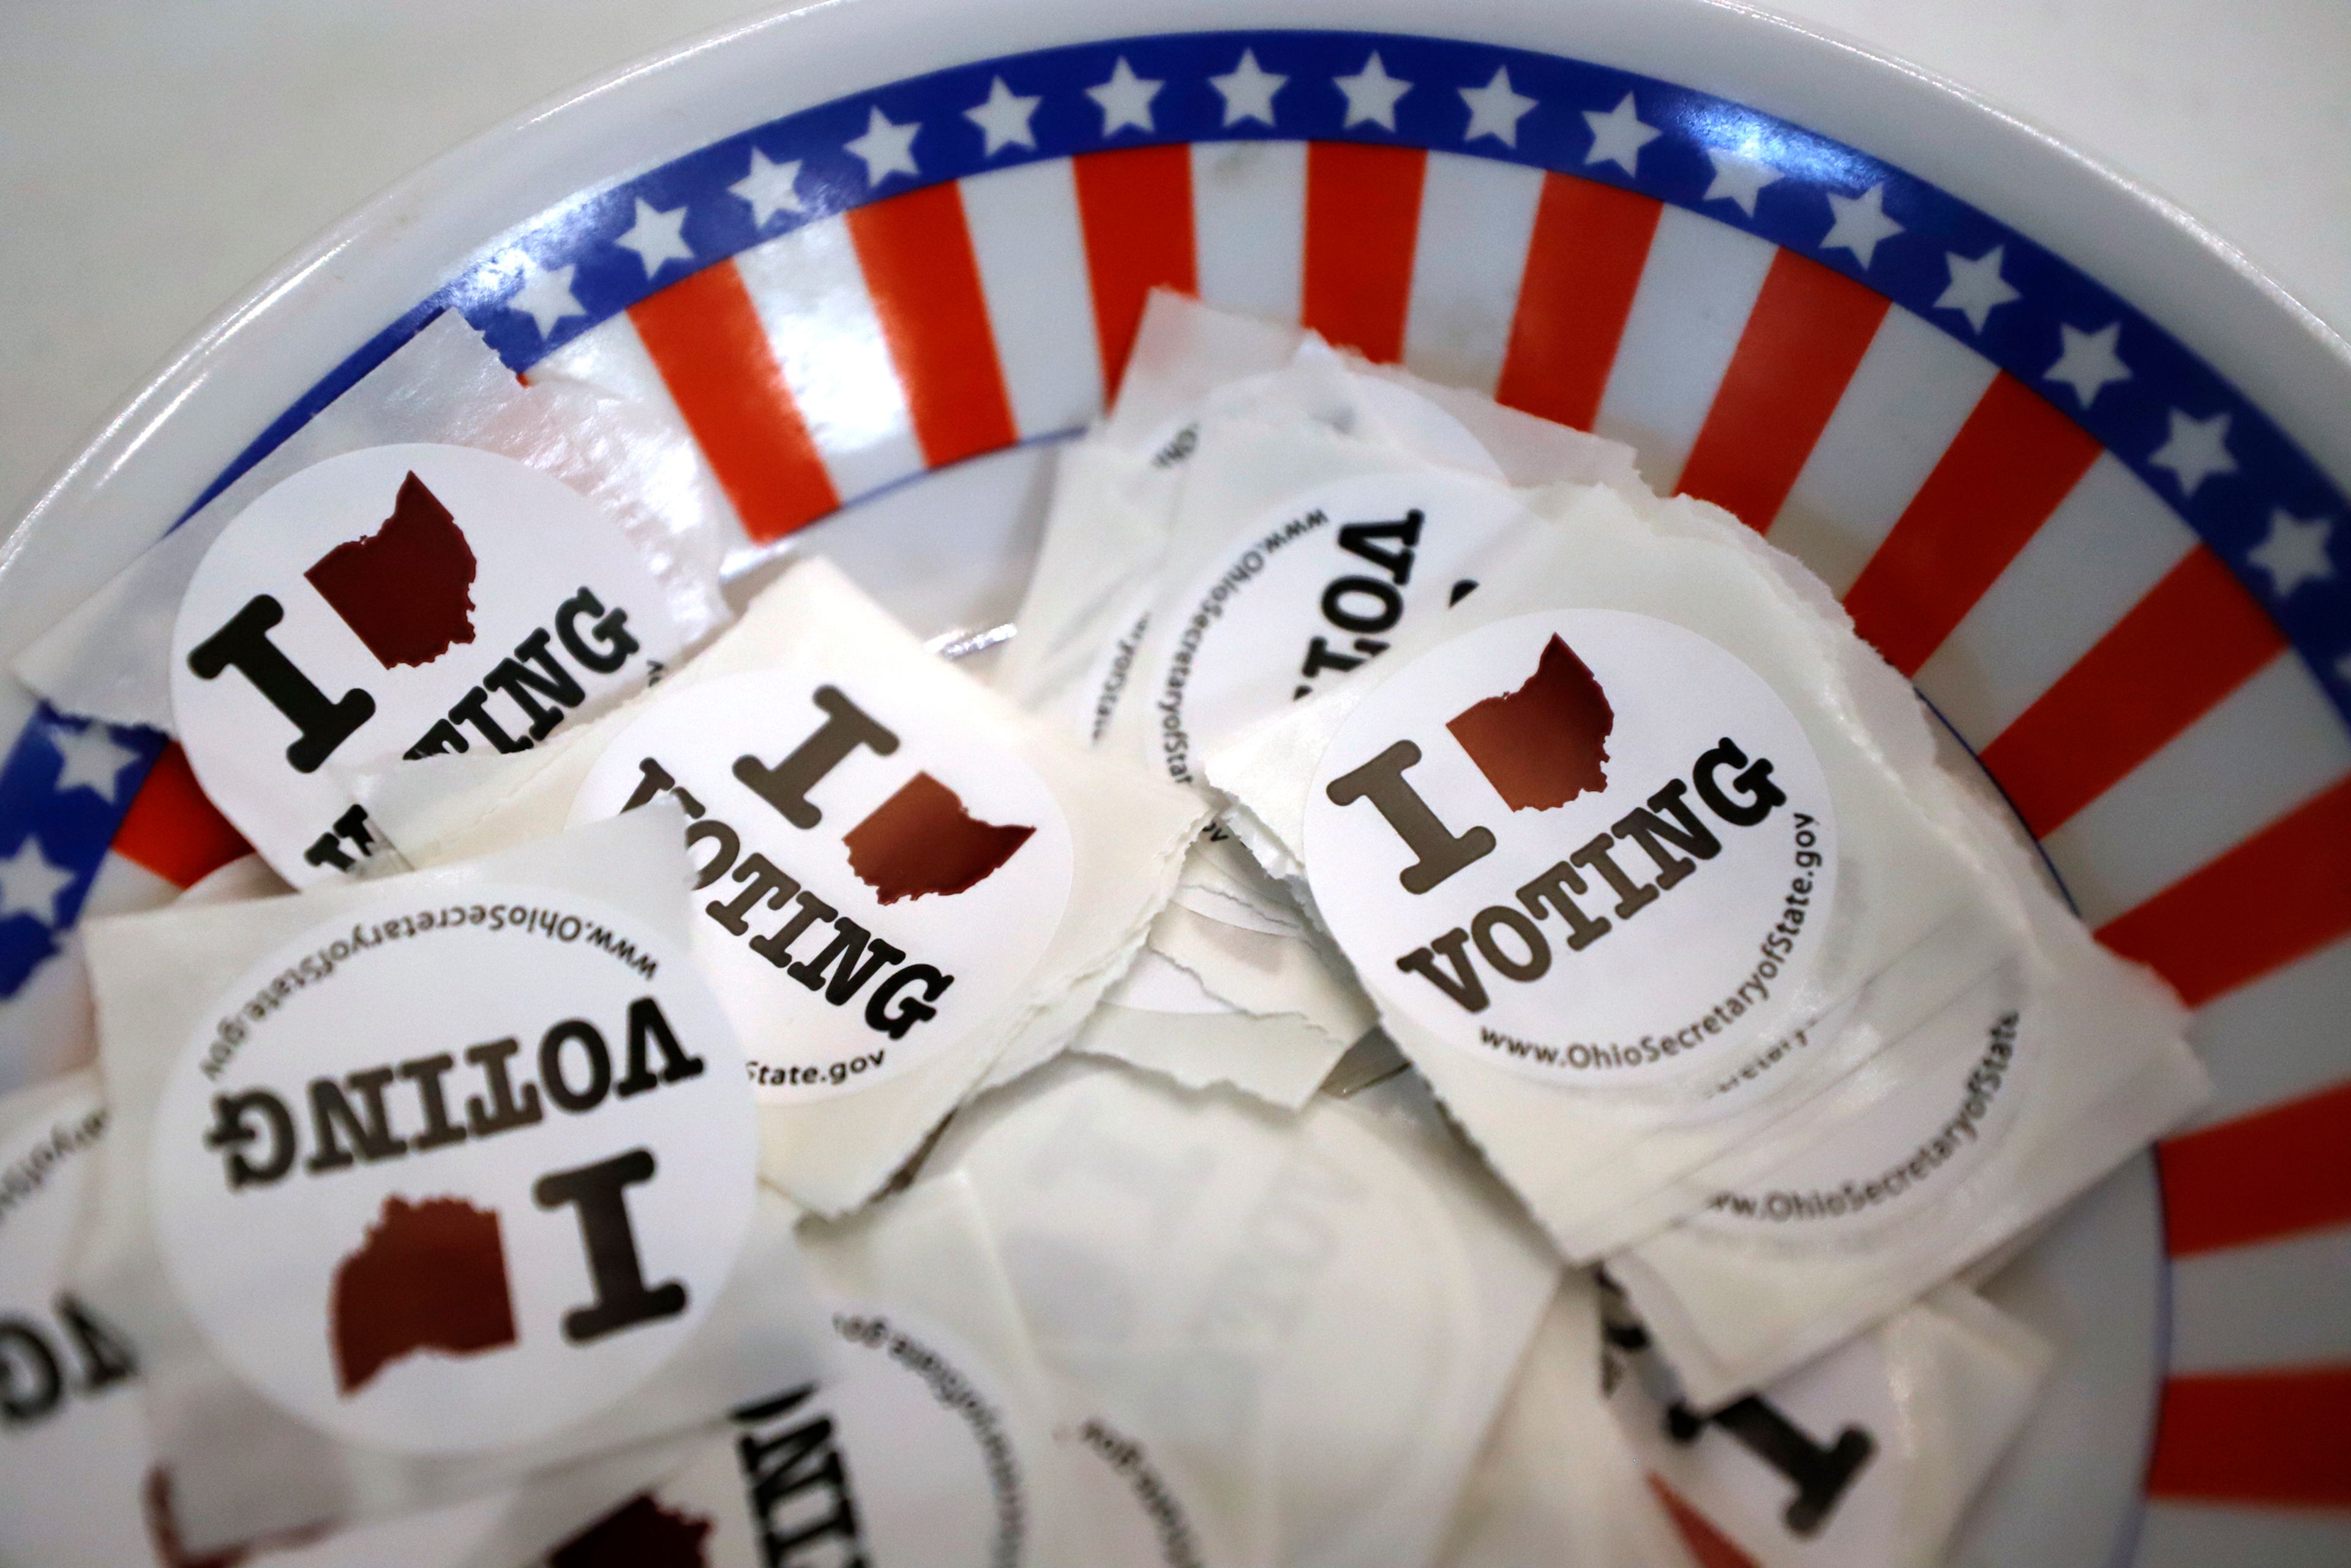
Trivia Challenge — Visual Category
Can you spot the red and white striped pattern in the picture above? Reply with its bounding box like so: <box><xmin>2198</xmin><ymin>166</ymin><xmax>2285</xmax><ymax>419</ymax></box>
<box><xmin>0</xmin><ymin>744</ymin><xmax>250</xmax><ymax>1089</ymax></box>
<box><xmin>529</xmin><ymin>149</ymin><xmax>2351</xmax><ymax>1537</ymax></box>
<box><xmin>105</xmin><ymin>743</ymin><xmax>252</xmax><ymax>894</ymax></box>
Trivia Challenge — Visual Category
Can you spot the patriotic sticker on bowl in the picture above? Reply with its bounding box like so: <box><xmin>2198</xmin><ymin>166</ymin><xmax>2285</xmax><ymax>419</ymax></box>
<box><xmin>168</xmin><ymin>444</ymin><xmax>683</xmax><ymax>888</ymax></box>
<box><xmin>148</xmin><ymin>877</ymin><xmax>756</xmax><ymax>1455</ymax></box>
<box><xmin>1304</xmin><ymin>607</ymin><xmax>1838</xmax><ymax>1086</ymax></box>
<box><xmin>570</xmin><ymin>666</ymin><xmax>1076</xmax><ymax>1102</ymax></box>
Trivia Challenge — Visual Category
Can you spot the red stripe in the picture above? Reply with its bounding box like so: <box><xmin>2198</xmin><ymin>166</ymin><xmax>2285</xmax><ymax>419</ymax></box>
<box><xmin>1840</xmin><ymin>373</ymin><xmax>2102</xmax><ymax>674</ymax></box>
<box><xmin>2160</xmin><ymin>1078</ymin><xmax>2351</xmax><ymax>1256</ymax></box>
<box><xmin>112</xmin><ymin>744</ymin><xmax>249</xmax><ymax>888</ymax></box>
<box><xmin>845</xmin><ymin>182</ymin><xmax>1019</xmax><ymax>467</ymax></box>
<box><xmin>1300</xmin><ymin>141</ymin><xmax>1427</xmax><ymax>363</ymax></box>
<box><xmin>1676</xmin><ymin>252</ymin><xmax>1889</xmax><ymax>531</ymax></box>
<box><xmin>1979</xmin><ymin>549</ymin><xmax>2287</xmax><ymax>836</ymax></box>
<box><xmin>1494</xmin><ymin>174</ymin><xmax>1661</xmax><ymax>432</ymax></box>
<box><xmin>629</xmin><ymin>261</ymin><xmax>838</xmax><ymax>544</ymax></box>
<box><xmin>2098</xmin><ymin>771</ymin><xmax>2351</xmax><ymax>1006</ymax></box>
<box><xmin>2147</xmin><ymin>1366</ymin><xmax>2351</xmax><ymax>1507</ymax></box>
<box><xmin>1649</xmin><ymin>1478</ymin><xmax>1760</xmax><ymax>1568</ymax></box>
<box><xmin>1071</xmin><ymin>145</ymin><xmax>1196</xmax><ymax>397</ymax></box>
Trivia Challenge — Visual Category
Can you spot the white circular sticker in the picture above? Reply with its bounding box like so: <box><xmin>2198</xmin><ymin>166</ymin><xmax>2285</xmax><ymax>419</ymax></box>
<box><xmin>149</xmin><ymin>885</ymin><xmax>755</xmax><ymax>1455</ymax></box>
<box><xmin>170</xmin><ymin>444</ymin><xmax>683</xmax><ymax>888</ymax></box>
<box><xmin>571</xmin><ymin>670</ymin><xmax>1074</xmax><ymax>1102</ymax></box>
<box><xmin>614</xmin><ymin>1306</ymin><xmax>1038</xmax><ymax>1568</ymax></box>
<box><xmin>822</xmin><ymin>1304</ymin><xmax>1033</xmax><ymax>1568</ymax></box>
<box><xmin>1140</xmin><ymin>470</ymin><xmax>1534</xmax><ymax>787</ymax></box>
<box><xmin>1692</xmin><ymin>967</ymin><xmax>2027</xmax><ymax>1241</ymax></box>
<box><xmin>1305</xmin><ymin>609</ymin><xmax>1838</xmax><ymax>1087</ymax></box>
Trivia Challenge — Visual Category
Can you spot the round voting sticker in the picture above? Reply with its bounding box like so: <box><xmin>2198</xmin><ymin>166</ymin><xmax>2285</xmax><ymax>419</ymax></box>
<box><xmin>1305</xmin><ymin>608</ymin><xmax>1839</xmax><ymax>1088</ymax></box>
<box><xmin>149</xmin><ymin>883</ymin><xmax>754</xmax><ymax>1454</ymax></box>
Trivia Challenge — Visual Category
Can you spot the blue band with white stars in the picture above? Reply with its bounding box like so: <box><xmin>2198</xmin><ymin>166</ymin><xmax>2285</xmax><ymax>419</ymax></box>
<box><xmin>2</xmin><ymin>27</ymin><xmax>2342</xmax><ymax>1002</ymax></box>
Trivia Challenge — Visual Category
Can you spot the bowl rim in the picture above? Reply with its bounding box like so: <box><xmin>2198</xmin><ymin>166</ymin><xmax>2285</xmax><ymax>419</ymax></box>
<box><xmin>2</xmin><ymin>5</ymin><xmax>2333</xmax><ymax>1559</ymax></box>
<box><xmin>2</xmin><ymin>0</ymin><xmax>2348</xmax><ymax>669</ymax></box>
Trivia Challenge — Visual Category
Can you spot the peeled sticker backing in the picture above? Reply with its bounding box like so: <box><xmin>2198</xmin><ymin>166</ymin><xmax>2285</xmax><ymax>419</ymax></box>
<box><xmin>933</xmin><ymin>1057</ymin><xmax>1558</xmax><ymax>1568</ymax></box>
<box><xmin>1605</xmin><ymin>1283</ymin><xmax>2050</xmax><ymax>1568</ymax></box>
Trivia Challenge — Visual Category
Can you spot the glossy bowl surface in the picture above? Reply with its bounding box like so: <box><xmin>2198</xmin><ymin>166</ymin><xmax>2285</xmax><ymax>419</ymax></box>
<box><xmin>1</xmin><ymin>6</ymin><xmax>2345</xmax><ymax>1562</ymax></box>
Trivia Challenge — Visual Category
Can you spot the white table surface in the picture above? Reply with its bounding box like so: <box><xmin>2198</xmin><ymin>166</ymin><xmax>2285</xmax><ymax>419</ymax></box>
<box><xmin>1</xmin><ymin>0</ymin><xmax>2345</xmax><ymax>532</ymax></box>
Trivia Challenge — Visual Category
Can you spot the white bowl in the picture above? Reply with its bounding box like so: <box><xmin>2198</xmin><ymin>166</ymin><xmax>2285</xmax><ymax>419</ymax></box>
<box><xmin>1</xmin><ymin>3</ymin><xmax>2345</xmax><ymax>1562</ymax></box>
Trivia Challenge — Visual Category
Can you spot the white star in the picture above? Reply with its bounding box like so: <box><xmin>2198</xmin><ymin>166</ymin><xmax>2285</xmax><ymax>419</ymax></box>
<box><xmin>611</xmin><ymin>198</ymin><xmax>694</xmax><ymax>279</ymax></box>
<box><xmin>1459</xmin><ymin>67</ymin><xmax>1537</xmax><ymax>147</ymax></box>
<box><xmin>1088</xmin><ymin>57</ymin><xmax>1162</xmax><ymax>137</ymax></box>
<box><xmin>1935</xmin><ymin>245</ymin><xmax>2020</xmax><ymax>333</ymax></box>
<box><xmin>1820</xmin><ymin>183</ymin><xmax>1903</xmax><ymax>268</ymax></box>
<box><xmin>49</xmin><ymin>724</ymin><xmax>137</xmax><ymax>803</ymax></box>
<box><xmin>729</xmin><ymin>148</ymin><xmax>804</xmax><ymax>227</ymax></box>
<box><xmin>965</xmin><ymin>76</ymin><xmax>1041</xmax><ymax>156</ymax></box>
<box><xmin>505</xmin><ymin>257</ymin><xmax>585</xmax><ymax>337</ymax></box>
<box><xmin>1335</xmin><ymin>53</ymin><xmax>1412</xmax><ymax>130</ymax></box>
<box><xmin>1581</xmin><ymin>93</ymin><xmax>1660</xmax><ymax>176</ymax></box>
<box><xmin>0</xmin><ymin>839</ymin><xmax>75</xmax><ymax>929</ymax></box>
<box><xmin>2150</xmin><ymin>410</ymin><xmax>2237</xmax><ymax>498</ymax></box>
<box><xmin>1209</xmin><ymin>50</ymin><xmax>1286</xmax><ymax>127</ymax></box>
<box><xmin>1701</xmin><ymin>148</ymin><xmax>1780</xmax><ymax>217</ymax></box>
<box><xmin>2248</xmin><ymin>511</ymin><xmax>2336</xmax><ymax>597</ymax></box>
<box><xmin>845</xmin><ymin>107</ymin><xmax>920</xmax><ymax>187</ymax></box>
<box><xmin>2044</xmin><ymin>322</ymin><xmax>2131</xmax><ymax>407</ymax></box>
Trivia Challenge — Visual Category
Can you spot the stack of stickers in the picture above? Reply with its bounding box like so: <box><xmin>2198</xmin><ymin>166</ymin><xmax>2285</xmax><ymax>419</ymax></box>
<box><xmin>0</xmin><ymin>294</ymin><xmax>2207</xmax><ymax>1568</ymax></box>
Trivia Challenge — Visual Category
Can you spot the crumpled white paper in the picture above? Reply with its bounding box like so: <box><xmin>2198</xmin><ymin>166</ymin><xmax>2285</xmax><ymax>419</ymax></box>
<box><xmin>931</xmin><ymin>1056</ymin><xmax>1559</xmax><ymax>1568</ymax></box>
<box><xmin>1603</xmin><ymin>1279</ymin><xmax>2051</xmax><ymax>1568</ymax></box>
<box><xmin>994</xmin><ymin>293</ymin><xmax>1644</xmax><ymax>1110</ymax></box>
<box><xmin>1607</xmin><ymin>775</ymin><xmax>2206</xmax><ymax>1407</ymax></box>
